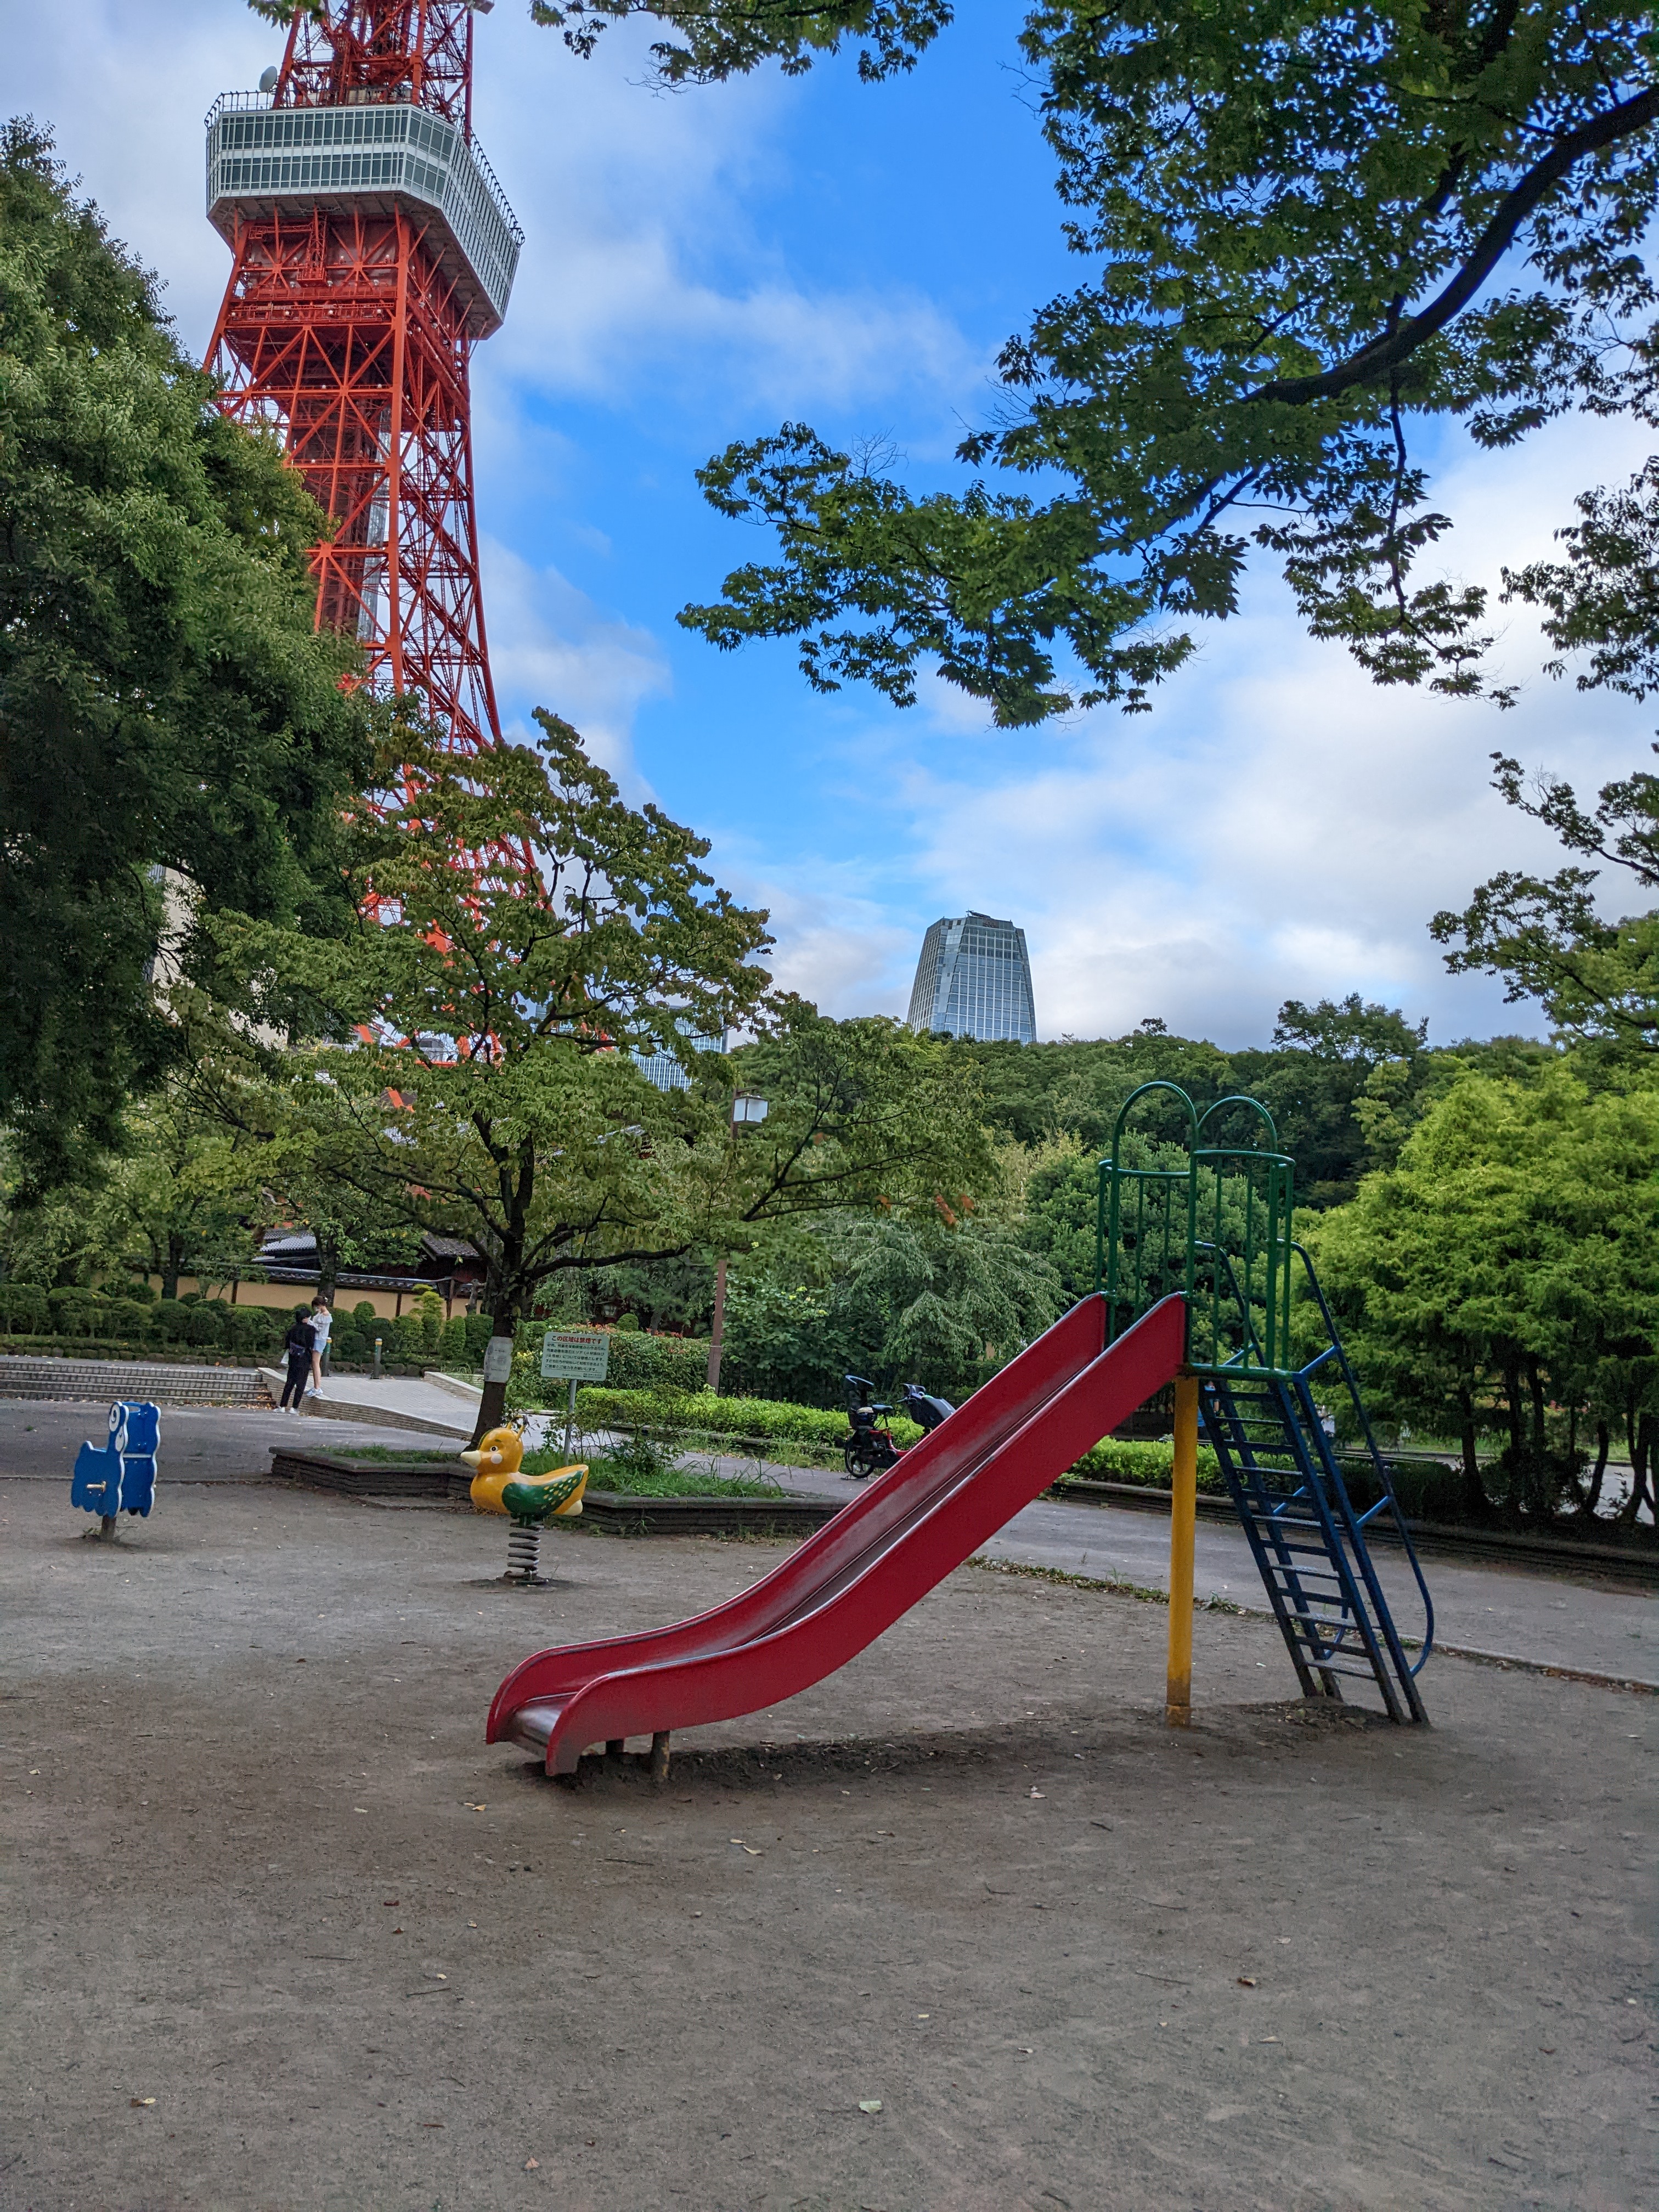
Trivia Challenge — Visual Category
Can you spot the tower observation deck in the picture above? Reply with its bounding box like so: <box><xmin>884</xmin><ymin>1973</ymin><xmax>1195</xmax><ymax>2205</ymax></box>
<box><xmin>204</xmin><ymin>1</ymin><xmax>522</xmax><ymax>760</ymax></box>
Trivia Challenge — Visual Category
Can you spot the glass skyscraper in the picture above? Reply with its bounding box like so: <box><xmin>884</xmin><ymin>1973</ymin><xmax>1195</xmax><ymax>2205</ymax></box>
<box><xmin>906</xmin><ymin>912</ymin><xmax>1037</xmax><ymax>1044</ymax></box>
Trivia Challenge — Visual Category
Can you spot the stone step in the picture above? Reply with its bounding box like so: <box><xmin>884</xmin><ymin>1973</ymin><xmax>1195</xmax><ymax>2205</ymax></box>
<box><xmin>0</xmin><ymin>1356</ymin><xmax>269</xmax><ymax>1406</ymax></box>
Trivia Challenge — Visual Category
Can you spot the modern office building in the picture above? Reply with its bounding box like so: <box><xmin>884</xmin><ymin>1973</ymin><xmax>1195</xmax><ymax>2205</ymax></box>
<box><xmin>906</xmin><ymin>912</ymin><xmax>1037</xmax><ymax>1044</ymax></box>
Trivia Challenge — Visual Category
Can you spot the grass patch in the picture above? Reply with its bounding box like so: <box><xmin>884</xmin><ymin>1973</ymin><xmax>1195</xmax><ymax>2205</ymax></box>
<box><xmin>520</xmin><ymin>1443</ymin><xmax>787</xmax><ymax>1501</ymax></box>
<box><xmin>325</xmin><ymin>1444</ymin><xmax>465</xmax><ymax>1464</ymax></box>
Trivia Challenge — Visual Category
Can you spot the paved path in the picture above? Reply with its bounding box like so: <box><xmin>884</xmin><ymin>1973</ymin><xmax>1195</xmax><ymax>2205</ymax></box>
<box><xmin>257</xmin><ymin>1367</ymin><xmax>477</xmax><ymax>1437</ymax></box>
<box><xmin>2</xmin><ymin>1401</ymin><xmax>1652</xmax><ymax>1686</ymax></box>
<box><xmin>692</xmin><ymin>1445</ymin><xmax>1659</xmax><ymax>1688</ymax></box>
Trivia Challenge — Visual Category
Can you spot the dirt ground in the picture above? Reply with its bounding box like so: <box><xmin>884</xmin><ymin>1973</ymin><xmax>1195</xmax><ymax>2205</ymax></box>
<box><xmin>1</xmin><ymin>1473</ymin><xmax>1654</xmax><ymax>2212</ymax></box>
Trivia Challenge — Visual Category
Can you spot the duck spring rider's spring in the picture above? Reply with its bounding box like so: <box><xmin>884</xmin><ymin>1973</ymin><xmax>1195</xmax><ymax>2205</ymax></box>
<box><xmin>71</xmin><ymin>1401</ymin><xmax>161</xmax><ymax>1541</ymax></box>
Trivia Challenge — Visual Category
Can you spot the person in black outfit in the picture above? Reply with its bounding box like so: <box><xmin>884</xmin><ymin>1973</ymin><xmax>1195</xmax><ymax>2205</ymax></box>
<box><xmin>280</xmin><ymin>1311</ymin><xmax>315</xmax><ymax>1410</ymax></box>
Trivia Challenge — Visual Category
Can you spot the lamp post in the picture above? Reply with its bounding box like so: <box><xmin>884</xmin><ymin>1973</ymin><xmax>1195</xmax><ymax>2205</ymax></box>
<box><xmin>707</xmin><ymin>1093</ymin><xmax>768</xmax><ymax>1392</ymax></box>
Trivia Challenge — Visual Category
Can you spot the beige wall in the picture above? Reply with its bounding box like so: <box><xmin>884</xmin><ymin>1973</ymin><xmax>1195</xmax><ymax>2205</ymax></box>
<box><xmin>150</xmin><ymin>1277</ymin><xmax>465</xmax><ymax>1321</ymax></box>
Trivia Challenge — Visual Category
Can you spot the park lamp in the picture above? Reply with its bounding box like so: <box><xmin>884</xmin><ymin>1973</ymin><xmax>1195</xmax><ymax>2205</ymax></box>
<box><xmin>707</xmin><ymin>1093</ymin><xmax>767</xmax><ymax>1393</ymax></box>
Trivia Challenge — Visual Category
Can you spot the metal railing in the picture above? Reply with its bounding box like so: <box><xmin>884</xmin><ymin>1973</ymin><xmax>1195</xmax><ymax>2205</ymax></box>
<box><xmin>1096</xmin><ymin>1081</ymin><xmax>1296</xmax><ymax>1378</ymax></box>
<box><xmin>205</xmin><ymin>89</ymin><xmax>522</xmax><ymax>332</ymax></box>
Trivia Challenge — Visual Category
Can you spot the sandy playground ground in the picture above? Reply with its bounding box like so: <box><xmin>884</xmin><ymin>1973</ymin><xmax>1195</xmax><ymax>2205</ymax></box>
<box><xmin>1</xmin><ymin>1468</ymin><xmax>1654</xmax><ymax>2212</ymax></box>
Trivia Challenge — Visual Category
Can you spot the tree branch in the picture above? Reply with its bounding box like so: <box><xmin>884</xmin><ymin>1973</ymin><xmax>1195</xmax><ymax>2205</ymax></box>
<box><xmin>1251</xmin><ymin>84</ymin><xmax>1659</xmax><ymax>410</ymax></box>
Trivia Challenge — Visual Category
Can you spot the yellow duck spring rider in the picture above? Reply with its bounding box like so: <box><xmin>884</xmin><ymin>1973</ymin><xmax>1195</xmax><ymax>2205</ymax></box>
<box><xmin>461</xmin><ymin>1426</ymin><xmax>587</xmax><ymax>1584</ymax></box>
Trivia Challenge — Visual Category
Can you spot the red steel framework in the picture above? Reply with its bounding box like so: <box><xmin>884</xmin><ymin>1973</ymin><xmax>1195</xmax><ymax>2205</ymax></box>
<box><xmin>204</xmin><ymin>3</ymin><xmax>518</xmax><ymax>763</ymax></box>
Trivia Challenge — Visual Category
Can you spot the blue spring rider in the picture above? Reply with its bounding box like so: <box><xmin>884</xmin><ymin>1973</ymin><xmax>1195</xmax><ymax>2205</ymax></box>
<box><xmin>72</xmin><ymin>1401</ymin><xmax>161</xmax><ymax>1538</ymax></box>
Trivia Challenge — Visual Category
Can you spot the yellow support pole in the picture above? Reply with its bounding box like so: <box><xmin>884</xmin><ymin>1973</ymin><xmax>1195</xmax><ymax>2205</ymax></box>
<box><xmin>1166</xmin><ymin>1370</ymin><xmax>1199</xmax><ymax>1727</ymax></box>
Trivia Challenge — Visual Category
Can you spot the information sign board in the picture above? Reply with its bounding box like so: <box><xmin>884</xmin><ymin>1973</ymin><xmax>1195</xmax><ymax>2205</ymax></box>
<box><xmin>540</xmin><ymin>1329</ymin><xmax>611</xmax><ymax>1383</ymax></box>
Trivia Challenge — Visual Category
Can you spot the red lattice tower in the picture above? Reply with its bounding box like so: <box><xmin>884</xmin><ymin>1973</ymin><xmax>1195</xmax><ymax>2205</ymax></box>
<box><xmin>204</xmin><ymin>2</ymin><xmax>522</xmax><ymax>761</ymax></box>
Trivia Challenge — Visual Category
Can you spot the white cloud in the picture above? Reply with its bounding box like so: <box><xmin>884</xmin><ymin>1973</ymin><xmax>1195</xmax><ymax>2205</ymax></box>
<box><xmin>472</xmin><ymin>10</ymin><xmax>985</xmax><ymax>419</ymax></box>
<box><xmin>745</xmin><ymin>409</ymin><xmax>1659</xmax><ymax>1044</ymax></box>
<box><xmin>481</xmin><ymin>539</ymin><xmax>669</xmax><ymax>782</ymax></box>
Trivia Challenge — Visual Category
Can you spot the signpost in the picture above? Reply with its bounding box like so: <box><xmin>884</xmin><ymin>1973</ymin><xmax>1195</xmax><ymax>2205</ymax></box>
<box><xmin>540</xmin><ymin>1329</ymin><xmax>611</xmax><ymax>1457</ymax></box>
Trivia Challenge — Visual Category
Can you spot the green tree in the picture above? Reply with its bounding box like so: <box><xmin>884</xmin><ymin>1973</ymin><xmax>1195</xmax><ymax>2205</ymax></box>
<box><xmin>1302</xmin><ymin>1065</ymin><xmax>1659</xmax><ymax>1521</ymax></box>
<box><xmin>97</xmin><ymin>1086</ymin><xmax>270</xmax><ymax>1301</ymax></box>
<box><xmin>200</xmin><ymin>715</ymin><xmax>995</xmax><ymax>1440</ymax></box>
<box><xmin>1432</xmin><ymin>748</ymin><xmax>1659</xmax><ymax>1057</ymax></box>
<box><xmin>1232</xmin><ymin>997</ymin><xmax>1429</xmax><ymax>1207</ymax></box>
<box><xmin>0</xmin><ymin>122</ymin><xmax>370</xmax><ymax>1178</ymax></box>
<box><xmin>637</xmin><ymin>3</ymin><xmax>1659</xmax><ymax>724</ymax></box>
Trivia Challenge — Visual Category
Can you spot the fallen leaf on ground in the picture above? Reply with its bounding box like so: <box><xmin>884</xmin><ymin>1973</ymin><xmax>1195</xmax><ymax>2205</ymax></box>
<box><xmin>525</xmin><ymin>2158</ymin><xmax>540</xmax><ymax>2170</ymax></box>
<box><xmin>1237</xmin><ymin>1977</ymin><xmax>1257</xmax><ymax>1988</ymax></box>
<box><xmin>130</xmin><ymin>2098</ymin><xmax>155</xmax><ymax>2109</ymax></box>
<box><xmin>857</xmin><ymin>2099</ymin><xmax>883</xmax><ymax>2114</ymax></box>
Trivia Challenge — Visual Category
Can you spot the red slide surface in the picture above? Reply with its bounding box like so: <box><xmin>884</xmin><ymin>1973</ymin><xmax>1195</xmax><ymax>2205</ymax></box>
<box><xmin>488</xmin><ymin>1293</ymin><xmax>1186</xmax><ymax>1774</ymax></box>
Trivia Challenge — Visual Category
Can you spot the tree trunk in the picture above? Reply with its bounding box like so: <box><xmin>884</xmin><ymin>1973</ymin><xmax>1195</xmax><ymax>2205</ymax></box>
<box><xmin>316</xmin><ymin>1233</ymin><xmax>340</xmax><ymax>1305</ymax></box>
<box><xmin>1457</xmin><ymin>1384</ymin><xmax>1486</xmax><ymax>1520</ymax></box>
<box><xmin>707</xmin><ymin>1254</ymin><xmax>727</xmax><ymax>1392</ymax></box>
<box><xmin>1619</xmin><ymin>1411</ymin><xmax>1655</xmax><ymax>1527</ymax></box>
<box><xmin>471</xmin><ymin>1306</ymin><xmax>517</xmax><ymax>1447</ymax></box>
<box><xmin>162</xmin><ymin>1233</ymin><xmax>186</xmax><ymax>1304</ymax></box>
<box><xmin>1526</xmin><ymin>1357</ymin><xmax>1549</xmax><ymax>1454</ymax></box>
<box><xmin>1579</xmin><ymin>1420</ymin><xmax>1610</xmax><ymax>1518</ymax></box>
<box><xmin>1500</xmin><ymin>1362</ymin><xmax>1525</xmax><ymax>1509</ymax></box>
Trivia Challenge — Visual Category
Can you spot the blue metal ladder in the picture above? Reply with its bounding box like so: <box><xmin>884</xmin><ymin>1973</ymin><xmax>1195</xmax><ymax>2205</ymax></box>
<box><xmin>1202</xmin><ymin>1246</ymin><xmax>1434</xmax><ymax>1724</ymax></box>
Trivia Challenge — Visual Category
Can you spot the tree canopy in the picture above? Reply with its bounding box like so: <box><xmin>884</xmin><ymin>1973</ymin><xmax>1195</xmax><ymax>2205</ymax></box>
<box><xmin>579</xmin><ymin>2</ymin><xmax>1659</xmax><ymax>725</ymax></box>
<box><xmin>0</xmin><ymin>121</ymin><xmax>370</xmax><ymax>1181</ymax></box>
<box><xmin>1304</xmin><ymin>1063</ymin><xmax>1659</xmax><ymax>1520</ymax></box>
<box><xmin>196</xmin><ymin>713</ymin><xmax>995</xmax><ymax>1435</ymax></box>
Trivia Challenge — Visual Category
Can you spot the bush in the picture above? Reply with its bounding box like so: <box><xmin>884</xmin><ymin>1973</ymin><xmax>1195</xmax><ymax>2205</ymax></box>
<box><xmin>121</xmin><ymin>1279</ymin><xmax>157</xmax><ymax>1304</ymax></box>
<box><xmin>438</xmin><ymin>1314</ymin><xmax>469</xmax><ymax>1368</ymax></box>
<box><xmin>463</xmin><ymin>1312</ymin><xmax>494</xmax><ymax>1361</ymax></box>
<box><xmin>153</xmin><ymin>1299</ymin><xmax>190</xmax><ymax>1342</ymax></box>
<box><xmin>47</xmin><ymin>1287</ymin><xmax>104</xmax><ymax>1337</ymax></box>
<box><xmin>227</xmin><ymin>1306</ymin><xmax>278</xmax><ymax>1356</ymax></box>
<box><xmin>0</xmin><ymin>1283</ymin><xmax>48</xmax><ymax>1333</ymax></box>
<box><xmin>105</xmin><ymin>1298</ymin><xmax>153</xmax><ymax>1341</ymax></box>
<box><xmin>1063</xmin><ymin>1437</ymin><xmax>1227</xmax><ymax>1494</ymax></box>
<box><xmin>571</xmin><ymin>1384</ymin><xmax>923</xmax><ymax>1453</ymax></box>
<box><xmin>184</xmin><ymin>1304</ymin><xmax>223</xmax><ymax>1347</ymax></box>
<box><xmin>418</xmin><ymin>1288</ymin><xmax>445</xmax><ymax>1356</ymax></box>
<box><xmin>390</xmin><ymin>1313</ymin><xmax>425</xmax><ymax>1365</ymax></box>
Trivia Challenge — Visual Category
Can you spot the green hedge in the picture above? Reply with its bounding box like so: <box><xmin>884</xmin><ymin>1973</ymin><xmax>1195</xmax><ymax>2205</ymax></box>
<box><xmin>569</xmin><ymin>1384</ymin><xmax>924</xmax><ymax>1452</ymax></box>
<box><xmin>1063</xmin><ymin>1438</ymin><xmax>1227</xmax><ymax>1494</ymax></box>
<box><xmin>567</xmin><ymin>1387</ymin><xmax>1232</xmax><ymax>1487</ymax></box>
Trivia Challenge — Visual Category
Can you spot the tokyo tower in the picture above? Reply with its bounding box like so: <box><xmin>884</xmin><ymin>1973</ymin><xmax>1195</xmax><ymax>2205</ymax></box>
<box><xmin>203</xmin><ymin>1</ymin><xmax>522</xmax><ymax>759</ymax></box>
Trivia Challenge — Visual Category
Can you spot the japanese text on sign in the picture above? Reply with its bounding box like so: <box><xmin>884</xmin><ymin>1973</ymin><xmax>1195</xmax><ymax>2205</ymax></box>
<box><xmin>540</xmin><ymin>1329</ymin><xmax>611</xmax><ymax>1383</ymax></box>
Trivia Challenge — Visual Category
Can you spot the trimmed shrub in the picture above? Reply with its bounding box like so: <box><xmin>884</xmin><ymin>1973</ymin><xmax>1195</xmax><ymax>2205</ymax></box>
<box><xmin>153</xmin><ymin>1300</ymin><xmax>190</xmax><ymax>1342</ymax></box>
<box><xmin>121</xmin><ymin>1280</ymin><xmax>158</xmax><ymax>1305</ymax></box>
<box><xmin>418</xmin><ymin>1288</ymin><xmax>445</xmax><ymax>1357</ymax></box>
<box><xmin>438</xmin><ymin>1314</ymin><xmax>469</xmax><ymax>1368</ymax></box>
<box><xmin>1064</xmin><ymin>1437</ymin><xmax>1226</xmax><ymax>1494</ymax></box>
<box><xmin>105</xmin><ymin>1298</ymin><xmax>153</xmax><ymax>1341</ymax></box>
<box><xmin>184</xmin><ymin>1304</ymin><xmax>223</xmax><ymax>1347</ymax></box>
<box><xmin>228</xmin><ymin>1306</ymin><xmax>278</xmax><ymax>1356</ymax></box>
<box><xmin>463</xmin><ymin>1312</ymin><xmax>494</xmax><ymax>1361</ymax></box>
<box><xmin>0</xmin><ymin>1283</ymin><xmax>48</xmax><ymax>1333</ymax></box>
<box><xmin>391</xmin><ymin>1313</ymin><xmax>425</xmax><ymax>1364</ymax></box>
<box><xmin>571</xmin><ymin>1384</ymin><xmax>923</xmax><ymax>1453</ymax></box>
<box><xmin>48</xmin><ymin>1288</ymin><xmax>104</xmax><ymax>1337</ymax></box>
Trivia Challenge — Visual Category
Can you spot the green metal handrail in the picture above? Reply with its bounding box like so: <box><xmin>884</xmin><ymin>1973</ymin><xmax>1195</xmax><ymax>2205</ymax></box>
<box><xmin>1096</xmin><ymin>1081</ymin><xmax>1298</xmax><ymax>1379</ymax></box>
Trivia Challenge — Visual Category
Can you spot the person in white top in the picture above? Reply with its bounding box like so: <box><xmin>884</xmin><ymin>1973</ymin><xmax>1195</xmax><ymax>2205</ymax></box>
<box><xmin>308</xmin><ymin>1295</ymin><xmax>333</xmax><ymax>1398</ymax></box>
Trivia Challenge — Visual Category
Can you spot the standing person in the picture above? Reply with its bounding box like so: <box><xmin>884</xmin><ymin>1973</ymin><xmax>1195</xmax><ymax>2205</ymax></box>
<box><xmin>308</xmin><ymin>1294</ymin><xmax>333</xmax><ymax>1399</ymax></box>
<box><xmin>280</xmin><ymin>1308</ymin><xmax>315</xmax><ymax>1412</ymax></box>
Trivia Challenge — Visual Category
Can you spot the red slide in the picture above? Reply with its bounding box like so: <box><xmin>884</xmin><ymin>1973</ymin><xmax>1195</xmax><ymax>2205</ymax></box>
<box><xmin>488</xmin><ymin>1292</ymin><xmax>1186</xmax><ymax>1774</ymax></box>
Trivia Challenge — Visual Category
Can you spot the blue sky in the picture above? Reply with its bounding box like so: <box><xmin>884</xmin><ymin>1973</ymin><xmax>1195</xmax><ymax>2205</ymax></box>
<box><xmin>10</xmin><ymin>1</ymin><xmax>1653</xmax><ymax>1045</ymax></box>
